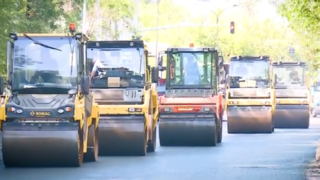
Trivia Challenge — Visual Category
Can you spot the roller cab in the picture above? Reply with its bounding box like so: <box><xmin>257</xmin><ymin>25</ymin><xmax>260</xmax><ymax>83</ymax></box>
<box><xmin>0</xmin><ymin>31</ymin><xmax>100</xmax><ymax>167</ymax></box>
<box><xmin>158</xmin><ymin>47</ymin><xmax>223</xmax><ymax>146</ymax></box>
<box><xmin>226</xmin><ymin>56</ymin><xmax>275</xmax><ymax>133</ymax></box>
<box><xmin>272</xmin><ymin>61</ymin><xmax>310</xmax><ymax>128</ymax></box>
<box><xmin>87</xmin><ymin>40</ymin><xmax>159</xmax><ymax>156</ymax></box>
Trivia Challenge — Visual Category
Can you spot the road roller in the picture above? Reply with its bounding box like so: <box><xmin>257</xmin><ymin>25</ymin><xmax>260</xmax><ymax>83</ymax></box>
<box><xmin>272</xmin><ymin>61</ymin><xmax>310</xmax><ymax>128</ymax></box>
<box><xmin>158</xmin><ymin>46</ymin><xmax>224</xmax><ymax>146</ymax></box>
<box><xmin>87</xmin><ymin>40</ymin><xmax>159</xmax><ymax>156</ymax></box>
<box><xmin>226</xmin><ymin>56</ymin><xmax>275</xmax><ymax>133</ymax></box>
<box><xmin>0</xmin><ymin>27</ymin><xmax>100</xmax><ymax>167</ymax></box>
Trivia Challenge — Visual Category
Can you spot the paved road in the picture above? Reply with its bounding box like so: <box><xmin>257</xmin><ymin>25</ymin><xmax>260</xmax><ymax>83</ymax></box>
<box><xmin>1</xmin><ymin>118</ymin><xmax>320</xmax><ymax>180</ymax></box>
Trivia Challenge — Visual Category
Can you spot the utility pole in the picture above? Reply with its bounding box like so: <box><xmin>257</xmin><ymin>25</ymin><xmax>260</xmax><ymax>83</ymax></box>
<box><xmin>95</xmin><ymin>0</ymin><xmax>100</xmax><ymax>40</ymax></box>
<box><xmin>82</xmin><ymin>0</ymin><xmax>87</xmax><ymax>34</ymax></box>
<box><xmin>135</xmin><ymin>0</ymin><xmax>140</xmax><ymax>31</ymax></box>
<box><xmin>211</xmin><ymin>4</ymin><xmax>237</xmax><ymax>51</ymax></box>
<box><xmin>155</xmin><ymin>0</ymin><xmax>160</xmax><ymax>66</ymax></box>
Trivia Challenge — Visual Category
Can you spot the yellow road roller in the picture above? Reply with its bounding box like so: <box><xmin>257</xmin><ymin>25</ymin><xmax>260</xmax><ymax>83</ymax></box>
<box><xmin>272</xmin><ymin>61</ymin><xmax>310</xmax><ymax>128</ymax></box>
<box><xmin>87</xmin><ymin>40</ymin><xmax>159</xmax><ymax>156</ymax></box>
<box><xmin>226</xmin><ymin>56</ymin><xmax>275</xmax><ymax>133</ymax></box>
<box><xmin>158</xmin><ymin>46</ymin><xmax>224</xmax><ymax>146</ymax></box>
<box><xmin>0</xmin><ymin>28</ymin><xmax>100</xmax><ymax>167</ymax></box>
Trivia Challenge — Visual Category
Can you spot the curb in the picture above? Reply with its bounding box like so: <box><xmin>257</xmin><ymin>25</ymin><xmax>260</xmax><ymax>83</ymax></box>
<box><xmin>306</xmin><ymin>140</ymin><xmax>320</xmax><ymax>179</ymax></box>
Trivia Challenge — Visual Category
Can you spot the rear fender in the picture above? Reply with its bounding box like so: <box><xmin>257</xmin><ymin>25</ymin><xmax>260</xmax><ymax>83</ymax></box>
<box><xmin>88</xmin><ymin>93</ymin><xmax>99</xmax><ymax>129</ymax></box>
<box><xmin>151</xmin><ymin>85</ymin><xmax>159</xmax><ymax>126</ymax></box>
<box><xmin>0</xmin><ymin>95</ymin><xmax>9</xmax><ymax>130</ymax></box>
<box><xmin>144</xmin><ymin>88</ymin><xmax>153</xmax><ymax>134</ymax></box>
<box><xmin>74</xmin><ymin>94</ymin><xmax>84</xmax><ymax>129</ymax></box>
<box><xmin>90</xmin><ymin>103</ymin><xmax>100</xmax><ymax>129</ymax></box>
<box><xmin>213</xmin><ymin>94</ymin><xmax>223</xmax><ymax>117</ymax></box>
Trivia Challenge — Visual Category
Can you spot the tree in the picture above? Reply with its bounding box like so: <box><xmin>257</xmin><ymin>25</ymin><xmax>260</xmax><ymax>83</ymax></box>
<box><xmin>139</xmin><ymin>0</ymin><xmax>305</xmax><ymax>62</ymax></box>
<box><xmin>278</xmin><ymin>0</ymin><xmax>320</xmax><ymax>72</ymax></box>
<box><xmin>84</xmin><ymin>0</ymin><xmax>135</xmax><ymax>40</ymax></box>
<box><xmin>0</xmin><ymin>0</ymin><xmax>86</xmax><ymax>75</ymax></box>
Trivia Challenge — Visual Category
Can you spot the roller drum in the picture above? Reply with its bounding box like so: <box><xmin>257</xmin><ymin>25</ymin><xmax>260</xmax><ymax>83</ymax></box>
<box><xmin>98</xmin><ymin>115</ymin><xmax>146</xmax><ymax>156</ymax></box>
<box><xmin>2</xmin><ymin>122</ymin><xmax>80</xmax><ymax>167</ymax></box>
<box><xmin>227</xmin><ymin>106</ymin><xmax>273</xmax><ymax>133</ymax></box>
<box><xmin>273</xmin><ymin>104</ymin><xmax>309</xmax><ymax>128</ymax></box>
<box><xmin>159</xmin><ymin>114</ymin><xmax>217</xmax><ymax>146</ymax></box>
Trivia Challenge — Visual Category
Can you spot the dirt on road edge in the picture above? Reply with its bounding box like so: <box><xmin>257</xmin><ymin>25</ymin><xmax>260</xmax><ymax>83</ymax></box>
<box><xmin>306</xmin><ymin>140</ymin><xmax>320</xmax><ymax>179</ymax></box>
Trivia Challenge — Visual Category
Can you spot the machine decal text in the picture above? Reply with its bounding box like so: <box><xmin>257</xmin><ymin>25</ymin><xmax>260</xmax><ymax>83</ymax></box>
<box><xmin>30</xmin><ymin>111</ymin><xmax>51</xmax><ymax>117</ymax></box>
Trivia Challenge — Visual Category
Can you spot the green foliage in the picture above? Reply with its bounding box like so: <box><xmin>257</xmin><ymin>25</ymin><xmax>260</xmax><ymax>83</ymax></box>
<box><xmin>278</xmin><ymin>0</ymin><xmax>320</xmax><ymax>81</ymax></box>
<box><xmin>85</xmin><ymin>0</ymin><xmax>135</xmax><ymax>40</ymax></box>
<box><xmin>278</xmin><ymin>2</ymin><xmax>320</xmax><ymax>63</ymax></box>
<box><xmin>0</xmin><ymin>0</ymin><xmax>133</xmax><ymax>76</ymax></box>
<box><xmin>139</xmin><ymin>0</ymin><xmax>305</xmax><ymax>63</ymax></box>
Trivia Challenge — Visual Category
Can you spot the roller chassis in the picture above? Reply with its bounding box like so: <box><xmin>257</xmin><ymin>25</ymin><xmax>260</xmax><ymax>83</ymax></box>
<box><xmin>157</xmin><ymin>47</ymin><xmax>221</xmax><ymax>146</ymax></box>
<box><xmin>96</xmin><ymin>88</ymin><xmax>158</xmax><ymax>156</ymax></box>
<box><xmin>273</xmin><ymin>88</ymin><xmax>310</xmax><ymax>129</ymax></box>
<box><xmin>0</xmin><ymin>33</ymin><xmax>99</xmax><ymax>167</ymax></box>
<box><xmin>226</xmin><ymin>89</ymin><xmax>275</xmax><ymax>134</ymax></box>
<box><xmin>226</xmin><ymin>56</ymin><xmax>275</xmax><ymax>134</ymax></box>
<box><xmin>272</xmin><ymin>61</ymin><xmax>310</xmax><ymax>129</ymax></box>
<box><xmin>87</xmin><ymin>40</ymin><xmax>159</xmax><ymax>156</ymax></box>
<box><xmin>158</xmin><ymin>96</ymin><xmax>224</xmax><ymax>146</ymax></box>
<box><xmin>0</xmin><ymin>93</ymin><xmax>99</xmax><ymax>167</ymax></box>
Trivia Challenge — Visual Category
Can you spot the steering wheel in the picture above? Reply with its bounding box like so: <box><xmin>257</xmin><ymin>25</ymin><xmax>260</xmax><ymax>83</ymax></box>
<box><xmin>97</xmin><ymin>68</ymin><xmax>106</xmax><ymax>73</ymax></box>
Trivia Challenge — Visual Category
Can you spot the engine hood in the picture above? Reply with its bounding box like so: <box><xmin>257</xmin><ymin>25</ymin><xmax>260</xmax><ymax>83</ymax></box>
<box><xmin>92</xmin><ymin>88</ymin><xmax>143</xmax><ymax>104</ymax></box>
<box><xmin>229</xmin><ymin>88</ymin><xmax>271</xmax><ymax>98</ymax></box>
<box><xmin>275</xmin><ymin>88</ymin><xmax>308</xmax><ymax>98</ymax></box>
<box><xmin>8</xmin><ymin>94</ymin><xmax>71</xmax><ymax>108</ymax></box>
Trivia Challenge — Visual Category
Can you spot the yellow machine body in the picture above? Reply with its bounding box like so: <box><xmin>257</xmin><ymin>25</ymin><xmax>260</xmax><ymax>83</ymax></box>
<box><xmin>87</xmin><ymin>40</ymin><xmax>158</xmax><ymax>156</ymax></box>
<box><xmin>272</xmin><ymin>61</ymin><xmax>310</xmax><ymax>128</ymax></box>
<box><xmin>0</xmin><ymin>33</ymin><xmax>100</xmax><ymax>167</ymax></box>
<box><xmin>226</xmin><ymin>56</ymin><xmax>276</xmax><ymax>133</ymax></box>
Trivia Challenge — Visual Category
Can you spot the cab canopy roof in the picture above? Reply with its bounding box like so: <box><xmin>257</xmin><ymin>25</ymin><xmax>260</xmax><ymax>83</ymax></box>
<box><xmin>230</xmin><ymin>56</ymin><xmax>269</xmax><ymax>61</ymax></box>
<box><xmin>165</xmin><ymin>47</ymin><xmax>216</xmax><ymax>53</ymax></box>
<box><xmin>87</xmin><ymin>40</ymin><xmax>144</xmax><ymax>49</ymax></box>
<box><xmin>272</xmin><ymin>61</ymin><xmax>306</xmax><ymax>66</ymax></box>
<box><xmin>9</xmin><ymin>33</ymin><xmax>88</xmax><ymax>41</ymax></box>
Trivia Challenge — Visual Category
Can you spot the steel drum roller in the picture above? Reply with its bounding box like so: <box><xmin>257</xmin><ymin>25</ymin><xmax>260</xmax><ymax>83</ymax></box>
<box><xmin>98</xmin><ymin>115</ymin><xmax>146</xmax><ymax>156</ymax></box>
<box><xmin>159</xmin><ymin>114</ymin><xmax>217</xmax><ymax>146</ymax></box>
<box><xmin>227</xmin><ymin>106</ymin><xmax>273</xmax><ymax>133</ymax></box>
<box><xmin>273</xmin><ymin>105</ymin><xmax>309</xmax><ymax>128</ymax></box>
<box><xmin>2</xmin><ymin>122</ymin><xmax>80</xmax><ymax>167</ymax></box>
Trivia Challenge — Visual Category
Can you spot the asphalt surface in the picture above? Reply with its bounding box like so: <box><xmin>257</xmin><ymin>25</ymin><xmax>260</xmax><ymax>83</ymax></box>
<box><xmin>1</xmin><ymin>118</ymin><xmax>320</xmax><ymax>180</ymax></box>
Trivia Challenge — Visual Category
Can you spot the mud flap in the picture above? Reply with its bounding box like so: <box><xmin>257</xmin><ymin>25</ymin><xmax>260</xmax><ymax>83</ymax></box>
<box><xmin>227</xmin><ymin>106</ymin><xmax>273</xmax><ymax>133</ymax></box>
<box><xmin>274</xmin><ymin>104</ymin><xmax>309</xmax><ymax>128</ymax></box>
<box><xmin>2</xmin><ymin>122</ymin><xmax>80</xmax><ymax>167</ymax></box>
<box><xmin>98</xmin><ymin>115</ymin><xmax>146</xmax><ymax>156</ymax></box>
<box><xmin>159</xmin><ymin>114</ymin><xmax>217</xmax><ymax>146</ymax></box>
<box><xmin>83</xmin><ymin>125</ymin><xmax>99</xmax><ymax>162</ymax></box>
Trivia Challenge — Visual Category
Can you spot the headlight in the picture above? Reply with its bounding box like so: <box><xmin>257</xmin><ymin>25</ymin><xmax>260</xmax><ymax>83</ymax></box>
<box><xmin>57</xmin><ymin>107</ymin><xmax>72</xmax><ymax>114</ymax></box>
<box><xmin>128</xmin><ymin>108</ymin><xmax>142</xmax><ymax>112</ymax></box>
<box><xmin>160</xmin><ymin>107</ymin><xmax>172</xmax><ymax>112</ymax></box>
<box><xmin>8</xmin><ymin>107</ymin><xmax>16</xmax><ymax>112</ymax></box>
